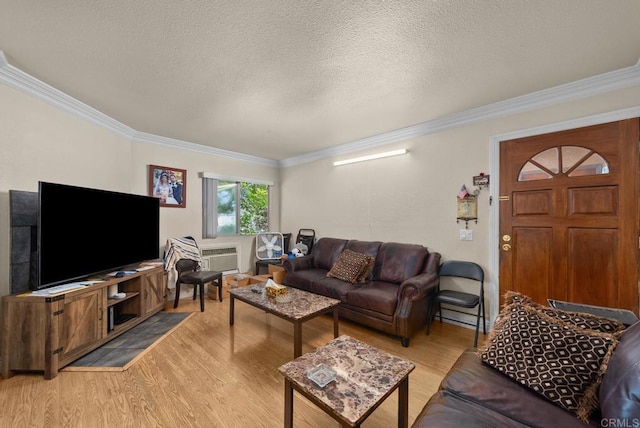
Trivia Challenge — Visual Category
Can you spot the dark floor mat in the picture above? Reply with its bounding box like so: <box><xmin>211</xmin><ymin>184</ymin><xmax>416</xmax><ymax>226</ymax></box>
<box><xmin>63</xmin><ymin>312</ymin><xmax>193</xmax><ymax>371</ymax></box>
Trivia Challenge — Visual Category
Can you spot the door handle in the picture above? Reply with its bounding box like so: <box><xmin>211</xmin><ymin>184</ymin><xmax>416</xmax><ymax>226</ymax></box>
<box><xmin>502</xmin><ymin>244</ymin><xmax>512</xmax><ymax>252</ymax></box>
<box><xmin>502</xmin><ymin>234</ymin><xmax>511</xmax><ymax>242</ymax></box>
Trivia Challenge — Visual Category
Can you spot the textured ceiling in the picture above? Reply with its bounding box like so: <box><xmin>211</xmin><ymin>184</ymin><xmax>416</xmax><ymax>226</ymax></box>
<box><xmin>1</xmin><ymin>0</ymin><xmax>640</xmax><ymax>161</ymax></box>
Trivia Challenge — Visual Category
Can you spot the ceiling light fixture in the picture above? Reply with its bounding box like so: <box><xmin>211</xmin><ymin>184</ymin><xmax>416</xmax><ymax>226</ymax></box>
<box><xmin>333</xmin><ymin>148</ymin><xmax>408</xmax><ymax>166</ymax></box>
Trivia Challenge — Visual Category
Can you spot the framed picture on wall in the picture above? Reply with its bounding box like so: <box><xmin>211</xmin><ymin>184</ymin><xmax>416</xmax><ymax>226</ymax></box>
<box><xmin>148</xmin><ymin>165</ymin><xmax>187</xmax><ymax>208</ymax></box>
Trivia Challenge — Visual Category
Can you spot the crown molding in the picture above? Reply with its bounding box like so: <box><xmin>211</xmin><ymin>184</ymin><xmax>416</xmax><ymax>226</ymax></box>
<box><xmin>0</xmin><ymin>50</ymin><xmax>276</xmax><ymax>167</ymax></box>
<box><xmin>2</xmin><ymin>50</ymin><xmax>639</xmax><ymax>169</ymax></box>
<box><xmin>132</xmin><ymin>132</ymin><xmax>279</xmax><ymax>167</ymax></box>
<box><xmin>0</xmin><ymin>51</ymin><xmax>135</xmax><ymax>138</ymax></box>
<box><xmin>280</xmin><ymin>59</ymin><xmax>640</xmax><ymax>167</ymax></box>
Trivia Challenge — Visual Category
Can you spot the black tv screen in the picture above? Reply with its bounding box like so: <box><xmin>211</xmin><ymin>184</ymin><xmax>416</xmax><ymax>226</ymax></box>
<box><xmin>37</xmin><ymin>181</ymin><xmax>160</xmax><ymax>289</ymax></box>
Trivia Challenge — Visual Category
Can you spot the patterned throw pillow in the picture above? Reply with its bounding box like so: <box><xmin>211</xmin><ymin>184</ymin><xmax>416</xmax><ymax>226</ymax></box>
<box><xmin>504</xmin><ymin>291</ymin><xmax>625</xmax><ymax>333</ymax></box>
<box><xmin>478</xmin><ymin>300</ymin><xmax>619</xmax><ymax>422</ymax></box>
<box><xmin>327</xmin><ymin>250</ymin><xmax>370</xmax><ymax>283</ymax></box>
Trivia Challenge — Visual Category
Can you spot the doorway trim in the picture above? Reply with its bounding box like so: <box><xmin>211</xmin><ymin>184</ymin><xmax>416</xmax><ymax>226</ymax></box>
<box><xmin>488</xmin><ymin>105</ymin><xmax>640</xmax><ymax>325</ymax></box>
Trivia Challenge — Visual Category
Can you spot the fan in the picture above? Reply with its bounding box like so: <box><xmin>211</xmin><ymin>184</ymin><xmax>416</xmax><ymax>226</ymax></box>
<box><xmin>256</xmin><ymin>232</ymin><xmax>284</xmax><ymax>260</ymax></box>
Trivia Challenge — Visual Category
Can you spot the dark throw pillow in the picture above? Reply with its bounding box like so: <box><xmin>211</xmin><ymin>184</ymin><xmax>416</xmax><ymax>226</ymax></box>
<box><xmin>327</xmin><ymin>249</ymin><xmax>370</xmax><ymax>283</ymax></box>
<box><xmin>478</xmin><ymin>299</ymin><xmax>619</xmax><ymax>422</ymax></box>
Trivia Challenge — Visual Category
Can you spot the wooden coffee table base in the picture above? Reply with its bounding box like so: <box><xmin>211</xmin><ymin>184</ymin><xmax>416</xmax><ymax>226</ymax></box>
<box><xmin>229</xmin><ymin>285</ymin><xmax>340</xmax><ymax>358</ymax></box>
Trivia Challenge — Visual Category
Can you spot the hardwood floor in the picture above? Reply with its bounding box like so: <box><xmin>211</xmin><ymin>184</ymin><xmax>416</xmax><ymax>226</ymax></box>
<box><xmin>0</xmin><ymin>296</ymin><xmax>478</xmax><ymax>427</ymax></box>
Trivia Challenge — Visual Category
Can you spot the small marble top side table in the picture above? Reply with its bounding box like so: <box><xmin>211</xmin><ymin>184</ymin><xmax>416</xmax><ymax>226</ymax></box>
<box><xmin>278</xmin><ymin>335</ymin><xmax>415</xmax><ymax>427</ymax></box>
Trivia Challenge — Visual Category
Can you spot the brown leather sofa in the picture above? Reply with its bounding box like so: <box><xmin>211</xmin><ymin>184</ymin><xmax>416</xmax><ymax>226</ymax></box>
<box><xmin>282</xmin><ymin>237</ymin><xmax>441</xmax><ymax>347</ymax></box>
<box><xmin>412</xmin><ymin>319</ymin><xmax>640</xmax><ymax>427</ymax></box>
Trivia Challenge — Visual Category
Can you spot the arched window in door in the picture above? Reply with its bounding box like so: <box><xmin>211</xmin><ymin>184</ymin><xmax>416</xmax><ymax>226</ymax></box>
<box><xmin>518</xmin><ymin>145</ymin><xmax>609</xmax><ymax>181</ymax></box>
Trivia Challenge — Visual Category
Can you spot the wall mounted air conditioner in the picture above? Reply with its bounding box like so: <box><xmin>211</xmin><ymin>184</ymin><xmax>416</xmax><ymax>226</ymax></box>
<box><xmin>200</xmin><ymin>243</ymin><xmax>240</xmax><ymax>274</ymax></box>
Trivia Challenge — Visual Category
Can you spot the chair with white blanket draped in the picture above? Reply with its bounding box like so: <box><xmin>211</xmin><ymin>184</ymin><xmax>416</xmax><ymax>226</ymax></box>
<box><xmin>164</xmin><ymin>236</ymin><xmax>223</xmax><ymax>312</ymax></box>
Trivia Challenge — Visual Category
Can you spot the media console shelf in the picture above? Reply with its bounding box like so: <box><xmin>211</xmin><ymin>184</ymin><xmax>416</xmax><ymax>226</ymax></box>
<box><xmin>1</xmin><ymin>265</ymin><xmax>166</xmax><ymax>379</ymax></box>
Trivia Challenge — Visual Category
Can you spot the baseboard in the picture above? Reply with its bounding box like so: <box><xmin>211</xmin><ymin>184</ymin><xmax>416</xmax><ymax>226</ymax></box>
<box><xmin>436</xmin><ymin>307</ymin><xmax>494</xmax><ymax>331</ymax></box>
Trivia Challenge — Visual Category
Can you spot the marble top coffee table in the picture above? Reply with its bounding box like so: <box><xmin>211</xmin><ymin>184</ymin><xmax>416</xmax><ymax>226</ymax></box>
<box><xmin>278</xmin><ymin>335</ymin><xmax>415</xmax><ymax>427</ymax></box>
<box><xmin>229</xmin><ymin>284</ymin><xmax>340</xmax><ymax>358</ymax></box>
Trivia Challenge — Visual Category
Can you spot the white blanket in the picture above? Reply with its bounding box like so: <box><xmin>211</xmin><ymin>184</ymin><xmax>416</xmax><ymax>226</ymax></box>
<box><xmin>163</xmin><ymin>237</ymin><xmax>202</xmax><ymax>290</ymax></box>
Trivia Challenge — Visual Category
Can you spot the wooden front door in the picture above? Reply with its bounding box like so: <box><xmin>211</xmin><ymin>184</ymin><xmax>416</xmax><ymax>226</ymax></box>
<box><xmin>499</xmin><ymin>119</ymin><xmax>639</xmax><ymax>314</ymax></box>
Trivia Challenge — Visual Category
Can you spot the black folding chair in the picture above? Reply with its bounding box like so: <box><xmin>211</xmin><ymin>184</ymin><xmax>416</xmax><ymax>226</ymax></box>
<box><xmin>427</xmin><ymin>260</ymin><xmax>486</xmax><ymax>347</ymax></box>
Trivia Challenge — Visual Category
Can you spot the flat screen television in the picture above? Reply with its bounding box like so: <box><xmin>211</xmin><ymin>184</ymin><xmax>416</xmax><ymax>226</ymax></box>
<box><xmin>37</xmin><ymin>181</ymin><xmax>160</xmax><ymax>290</ymax></box>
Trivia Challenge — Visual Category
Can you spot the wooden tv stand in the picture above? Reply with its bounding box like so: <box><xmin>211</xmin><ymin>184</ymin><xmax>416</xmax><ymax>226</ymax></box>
<box><xmin>1</xmin><ymin>265</ymin><xmax>167</xmax><ymax>379</ymax></box>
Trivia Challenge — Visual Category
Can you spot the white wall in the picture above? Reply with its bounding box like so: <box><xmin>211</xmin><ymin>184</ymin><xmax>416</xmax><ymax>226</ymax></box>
<box><xmin>280</xmin><ymin>85</ymin><xmax>640</xmax><ymax>326</ymax></box>
<box><xmin>0</xmin><ymin>83</ymin><xmax>280</xmax><ymax>300</ymax></box>
<box><xmin>2</xmin><ymin>68</ymin><xmax>640</xmax><ymax>330</ymax></box>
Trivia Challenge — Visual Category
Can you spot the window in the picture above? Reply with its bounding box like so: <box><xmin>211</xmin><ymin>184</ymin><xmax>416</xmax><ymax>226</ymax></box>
<box><xmin>217</xmin><ymin>180</ymin><xmax>269</xmax><ymax>234</ymax></box>
<box><xmin>518</xmin><ymin>145</ymin><xmax>609</xmax><ymax>182</ymax></box>
<box><xmin>202</xmin><ymin>174</ymin><xmax>273</xmax><ymax>238</ymax></box>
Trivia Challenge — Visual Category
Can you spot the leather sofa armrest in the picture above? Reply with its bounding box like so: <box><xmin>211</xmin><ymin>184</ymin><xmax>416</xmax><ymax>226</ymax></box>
<box><xmin>283</xmin><ymin>255</ymin><xmax>313</xmax><ymax>272</ymax></box>
<box><xmin>398</xmin><ymin>272</ymin><xmax>439</xmax><ymax>301</ymax></box>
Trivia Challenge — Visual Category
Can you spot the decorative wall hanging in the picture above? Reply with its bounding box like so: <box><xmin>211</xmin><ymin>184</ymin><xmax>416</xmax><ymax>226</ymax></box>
<box><xmin>457</xmin><ymin>184</ymin><xmax>478</xmax><ymax>229</ymax></box>
<box><xmin>473</xmin><ymin>172</ymin><xmax>490</xmax><ymax>188</ymax></box>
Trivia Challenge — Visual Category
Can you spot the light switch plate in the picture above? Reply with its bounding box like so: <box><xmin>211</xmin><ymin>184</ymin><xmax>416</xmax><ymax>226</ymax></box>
<box><xmin>459</xmin><ymin>230</ymin><xmax>473</xmax><ymax>241</ymax></box>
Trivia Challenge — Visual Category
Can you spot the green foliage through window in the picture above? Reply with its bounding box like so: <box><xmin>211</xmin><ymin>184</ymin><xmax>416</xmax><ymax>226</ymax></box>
<box><xmin>217</xmin><ymin>180</ymin><xmax>269</xmax><ymax>235</ymax></box>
